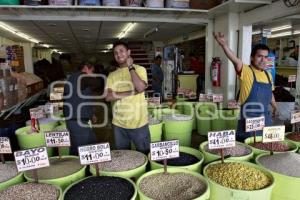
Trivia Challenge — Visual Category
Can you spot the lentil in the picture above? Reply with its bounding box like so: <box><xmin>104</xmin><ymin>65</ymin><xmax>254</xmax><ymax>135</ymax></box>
<box><xmin>156</xmin><ymin>152</ymin><xmax>199</xmax><ymax>166</ymax></box>
<box><xmin>140</xmin><ymin>172</ymin><xmax>207</xmax><ymax>200</ymax></box>
<box><xmin>25</xmin><ymin>157</ymin><xmax>82</xmax><ymax>179</ymax></box>
<box><xmin>0</xmin><ymin>162</ymin><xmax>18</xmax><ymax>183</ymax></box>
<box><xmin>286</xmin><ymin>132</ymin><xmax>300</xmax><ymax>142</ymax></box>
<box><xmin>97</xmin><ymin>150</ymin><xmax>146</xmax><ymax>172</ymax></box>
<box><xmin>258</xmin><ymin>152</ymin><xmax>300</xmax><ymax>177</ymax></box>
<box><xmin>64</xmin><ymin>176</ymin><xmax>134</xmax><ymax>200</ymax></box>
<box><xmin>206</xmin><ymin>162</ymin><xmax>271</xmax><ymax>190</ymax></box>
<box><xmin>204</xmin><ymin>143</ymin><xmax>252</xmax><ymax>157</ymax></box>
<box><xmin>250</xmin><ymin>142</ymin><xmax>289</xmax><ymax>152</ymax></box>
<box><xmin>0</xmin><ymin>183</ymin><xmax>60</xmax><ymax>200</ymax></box>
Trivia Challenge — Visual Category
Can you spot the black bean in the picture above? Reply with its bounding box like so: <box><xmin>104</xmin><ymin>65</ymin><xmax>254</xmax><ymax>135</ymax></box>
<box><xmin>156</xmin><ymin>152</ymin><xmax>199</xmax><ymax>166</ymax></box>
<box><xmin>64</xmin><ymin>176</ymin><xmax>135</xmax><ymax>200</ymax></box>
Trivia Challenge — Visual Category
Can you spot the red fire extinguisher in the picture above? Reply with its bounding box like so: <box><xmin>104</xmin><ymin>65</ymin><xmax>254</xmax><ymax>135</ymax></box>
<box><xmin>211</xmin><ymin>57</ymin><xmax>221</xmax><ymax>87</ymax></box>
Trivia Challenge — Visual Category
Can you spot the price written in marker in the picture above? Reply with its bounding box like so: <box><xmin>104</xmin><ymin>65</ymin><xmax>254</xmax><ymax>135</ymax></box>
<box><xmin>291</xmin><ymin>111</ymin><xmax>300</xmax><ymax>124</ymax></box>
<box><xmin>45</xmin><ymin>131</ymin><xmax>71</xmax><ymax>147</ymax></box>
<box><xmin>150</xmin><ymin>140</ymin><xmax>179</xmax><ymax>161</ymax></box>
<box><xmin>228</xmin><ymin>100</ymin><xmax>239</xmax><ymax>109</ymax></box>
<box><xmin>213</xmin><ymin>94</ymin><xmax>224</xmax><ymax>103</ymax></box>
<box><xmin>263</xmin><ymin>126</ymin><xmax>285</xmax><ymax>143</ymax></box>
<box><xmin>199</xmin><ymin>94</ymin><xmax>207</xmax><ymax>102</ymax></box>
<box><xmin>78</xmin><ymin>143</ymin><xmax>111</xmax><ymax>165</ymax></box>
<box><xmin>14</xmin><ymin>147</ymin><xmax>49</xmax><ymax>172</ymax></box>
<box><xmin>288</xmin><ymin>75</ymin><xmax>296</xmax><ymax>83</ymax></box>
<box><xmin>0</xmin><ymin>137</ymin><xmax>12</xmax><ymax>154</ymax></box>
<box><xmin>208</xmin><ymin>130</ymin><xmax>236</xmax><ymax>149</ymax></box>
<box><xmin>29</xmin><ymin>108</ymin><xmax>45</xmax><ymax>119</ymax></box>
<box><xmin>245</xmin><ymin>116</ymin><xmax>265</xmax><ymax>132</ymax></box>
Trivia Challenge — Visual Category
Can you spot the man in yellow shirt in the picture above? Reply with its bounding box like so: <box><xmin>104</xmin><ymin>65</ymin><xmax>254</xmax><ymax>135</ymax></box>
<box><xmin>214</xmin><ymin>32</ymin><xmax>277</xmax><ymax>141</ymax></box>
<box><xmin>105</xmin><ymin>41</ymin><xmax>150</xmax><ymax>154</ymax></box>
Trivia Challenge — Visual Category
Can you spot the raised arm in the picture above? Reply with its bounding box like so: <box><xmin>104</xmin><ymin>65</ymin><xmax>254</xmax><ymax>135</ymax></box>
<box><xmin>213</xmin><ymin>32</ymin><xmax>243</xmax><ymax>73</ymax></box>
<box><xmin>127</xmin><ymin>57</ymin><xmax>147</xmax><ymax>93</ymax></box>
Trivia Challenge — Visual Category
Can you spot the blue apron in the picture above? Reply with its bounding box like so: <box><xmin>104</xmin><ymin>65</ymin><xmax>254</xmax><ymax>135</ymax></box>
<box><xmin>236</xmin><ymin>66</ymin><xmax>272</xmax><ymax>142</ymax></box>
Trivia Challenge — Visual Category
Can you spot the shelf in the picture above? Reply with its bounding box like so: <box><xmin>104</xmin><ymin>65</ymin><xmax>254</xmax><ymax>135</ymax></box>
<box><xmin>209</xmin><ymin>0</ymin><xmax>272</xmax><ymax>17</ymax></box>
<box><xmin>0</xmin><ymin>5</ymin><xmax>209</xmax><ymax>24</ymax></box>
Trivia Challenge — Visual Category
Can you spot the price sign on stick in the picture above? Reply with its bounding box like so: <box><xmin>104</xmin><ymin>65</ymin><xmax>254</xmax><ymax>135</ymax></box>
<box><xmin>150</xmin><ymin>140</ymin><xmax>179</xmax><ymax>174</ymax></box>
<box><xmin>212</xmin><ymin>94</ymin><xmax>224</xmax><ymax>103</ymax></box>
<box><xmin>14</xmin><ymin>147</ymin><xmax>50</xmax><ymax>182</ymax></box>
<box><xmin>208</xmin><ymin>130</ymin><xmax>236</xmax><ymax>163</ymax></box>
<box><xmin>199</xmin><ymin>94</ymin><xmax>207</xmax><ymax>102</ymax></box>
<box><xmin>228</xmin><ymin>100</ymin><xmax>239</xmax><ymax>109</ymax></box>
<box><xmin>29</xmin><ymin>108</ymin><xmax>45</xmax><ymax>119</ymax></box>
<box><xmin>78</xmin><ymin>143</ymin><xmax>111</xmax><ymax>176</ymax></box>
<box><xmin>291</xmin><ymin>111</ymin><xmax>300</xmax><ymax>124</ymax></box>
<box><xmin>245</xmin><ymin>116</ymin><xmax>265</xmax><ymax>132</ymax></box>
<box><xmin>45</xmin><ymin>131</ymin><xmax>71</xmax><ymax>159</ymax></box>
<box><xmin>0</xmin><ymin>137</ymin><xmax>12</xmax><ymax>164</ymax></box>
<box><xmin>262</xmin><ymin>126</ymin><xmax>285</xmax><ymax>155</ymax></box>
<box><xmin>288</xmin><ymin>75</ymin><xmax>296</xmax><ymax>83</ymax></box>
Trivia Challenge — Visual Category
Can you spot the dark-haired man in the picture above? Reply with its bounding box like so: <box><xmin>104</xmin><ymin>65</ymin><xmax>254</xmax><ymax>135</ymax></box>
<box><xmin>105</xmin><ymin>41</ymin><xmax>150</xmax><ymax>154</ymax></box>
<box><xmin>214</xmin><ymin>32</ymin><xmax>277</xmax><ymax>141</ymax></box>
<box><xmin>63</xmin><ymin>61</ymin><xmax>97</xmax><ymax>155</ymax></box>
<box><xmin>151</xmin><ymin>55</ymin><xmax>164</xmax><ymax>98</ymax></box>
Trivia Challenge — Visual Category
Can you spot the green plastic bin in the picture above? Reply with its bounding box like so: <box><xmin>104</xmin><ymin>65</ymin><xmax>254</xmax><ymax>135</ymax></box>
<box><xmin>244</xmin><ymin>136</ymin><xmax>298</xmax><ymax>159</ymax></box>
<box><xmin>203</xmin><ymin>160</ymin><xmax>275</xmax><ymax>200</ymax></box>
<box><xmin>199</xmin><ymin>141</ymin><xmax>253</xmax><ymax>164</ymax></box>
<box><xmin>136</xmin><ymin>168</ymin><xmax>210</xmax><ymax>200</ymax></box>
<box><xmin>163</xmin><ymin>116</ymin><xmax>193</xmax><ymax>146</ymax></box>
<box><xmin>152</xmin><ymin>108</ymin><xmax>180</xmax><ymax>120</ymax></box>
<box><xmin>182</xmin><ymin>102</ymin><xmax>198</xmax><ymax>130</ymax></box>
<box><xmin>149</xmin><ymin>146</ymin><xmax>204</xmax><ymax>172</ymax></box>
<box><xmin>0</xmin><ymin>162</ymin><xmax>24</xmax><ymax>191</ymax></box>
<box><xmin>90</xmin><ymin>153</ymin><xmax>148</xmax><ymax>180</ymax></box>
<box><xmin>224</xmin><ymin>109</ymin><xmax>240</xmax><ymax>130</ymax></box>
<box><xmin>24</xmin><ymin>156</ymin><xmax>86</xmax><ymax>190</ymax></box>
<box><xmin>15</xmin><ymin>125</ymin><xmax>57</xmax><ymax>156</ymax></box>
<box><xmin>285</xmin><ymin>132</ymin><xmax>300</xmax><ymax>148</ymax></box>
<box><xmin>0</xmin><ymin>0</ymin><xmax>19</xmax><ymax>5</ymax></box>
<box><xmin>62</xmin><ymin>176</ymin><xmax>137</xmax><ymax>200</ymax></box>
<box><xmin>149</xmin><ymin>122</ymin><xmax>163</xmax><ymax>142</ymax></box>
<box><xmin>195</xmin><ymin>102</ymin><xmax>216</xmax><ymax>135</ymax></box>
<box><xmin>256</xmin><ymin>153</ymin><xmax>300</xmax><ymax>200</ymax></box>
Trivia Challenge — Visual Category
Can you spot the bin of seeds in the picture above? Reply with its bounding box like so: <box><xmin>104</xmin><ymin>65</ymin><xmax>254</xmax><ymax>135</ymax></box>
<box><xmin>149</xmin><ymin>146</ymin><xmax>204</xmax><ymax>172</ymax></box>
<box><xmin>256</xmin><ymin>152</ymin><xmax>300</xmax><ymax>200</ymax></box>
<box><xmin>163</xmin><ymin>114</ymin><xmax>193</xmax><ymax>147</ymax></box>
<box><xmin>90</xmin><ymin>150</ymin><xmax>148</xmax><ymax>180</ymax></box>
<box><xmin>24</xmin><ymin>156</ymin><xmax>86</xmax><ymax>190</ymax></box>
<box><xmin>200</xmin><ymin>141</ymin><xmax>253</xmax><ymax>164</ymax></box>
<box><xmin>244</xmin><ymin>136</ymin><xmax>298</xmax><ymax>158</ymax></box>
<box><xmin>0</xmin><ymin>161</ymin><xmax>24</xmax><ymax>190</ymax></box>
<box><xmin>152</xmin><ymin>108</ymin><xmax>181</xmax><ymax>120</ymax></box>
<box><xmin>0</xmin><ymin>182</ymin><xmax>62</xmax><ymax>200</ymax></box>
<box><xmin>63</xmin><ymin>176</ymin><xmax>137</xmax><ymax>200</ymax></box>
<box><xmin>203</xmin><ymin>160</ymin><xmax>274</xmax><ymax>200</ymax></box>
<box><xmin>285</xmin><ymin>132</ymin><xmax>300</xmax><ymax>148</ymax></box>
<box><xmin>148</xmin><ymin>117</ymin><xmax>163</xmax><ymax>142</ymax></box>
<box><xmin>137</xmin><ymin>168</ymin><xmax>210</xmax><ymax>200</ymax></box>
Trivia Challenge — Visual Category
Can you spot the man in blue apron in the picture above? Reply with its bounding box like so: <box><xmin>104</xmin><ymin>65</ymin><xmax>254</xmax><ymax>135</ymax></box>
<box><xmin>214</xmin><ymin>32</ymin><xmax>277</xmax><ymax>141</ymax></box>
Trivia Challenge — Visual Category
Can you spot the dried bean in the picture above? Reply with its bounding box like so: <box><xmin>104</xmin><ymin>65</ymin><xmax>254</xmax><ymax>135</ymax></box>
<box><xmin>204</xmin><ymin>143</ymin><xmax>252</xmax><ymax>157</ymax></box>
<box><xmin>0</xmin><ymin>183</ymin><xmax>60</xmax><ymax>200</ymax></box>
<box><xmin>286</xmin><ymin>132</ymin><xmax>300</xmax><ymax>142</ymax></box>
<box><xmin>258</xmin><ymin>152</ymin><xmax>300</xmax><ymax>177</ymax></box>
<box><xmin>250</xmin><ymin>142</ymin><xmax>289</xmax><ymax>152</ymax></box>
<box><xmin>25</xmin><ymin>157</ymin><xmax>82</xmax><ymax>179</ymax></box>
<box><xmin>97</xmin><ymin>150</ymin><xmax>146</xmax><ymax>172</ymax></box>
<box><xmin>64</xmin><ymin>176</ymin><xmax>134</xmax><ymax>200</ymax></box>
<box><xmin>140</xmin><ymin>172</ymin><xmax>207</xmax><ymax>200</ymax></box>
<box><xmin>156</xmin><ymin>152</ymin><xmax>199</xmax><ymax>166</ymax></box>
<box><xmin>0</xmin><ymin>162</ymin><xmax>18</xmax><ymax>183</ymax></box>
<box><xmin>206</xmin><ymin>162</ymin><xmax>271</xmax><ymax>190</ymax></box>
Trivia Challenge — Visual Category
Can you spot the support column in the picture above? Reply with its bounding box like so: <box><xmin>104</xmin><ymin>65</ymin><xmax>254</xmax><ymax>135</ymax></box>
<box><xmin>205</xmin><ymin>19</ymin><xmax>214</xmax><ymax>93</ymax></box>
<box><xmin>296</xmin><ymin>36</ymin><xmax>300</xmax><ymax>106</ymax></box>
<box><xmin>22</xmin><ymin>42</ymin><xmax>34</xmax><ymax>73</ymax></box>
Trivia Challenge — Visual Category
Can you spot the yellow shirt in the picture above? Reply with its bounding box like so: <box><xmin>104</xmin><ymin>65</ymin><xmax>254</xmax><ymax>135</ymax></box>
<box><xmin>106</xmin><ymin>64</ymin><xmax>148</xmax><ymax>129</ymax></box>
<box><xmin>238</xmin><ymin>64</ymin><xmax>274</xmax><ymax>105</ymax></box>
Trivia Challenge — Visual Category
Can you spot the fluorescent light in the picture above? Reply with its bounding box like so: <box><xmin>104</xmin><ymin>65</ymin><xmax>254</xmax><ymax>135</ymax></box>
<box><xmin>117</xmin><ymin>22</ymin><xmax>136</xmax><ymax>39</ymax></box>
<box><xmin>42</xmin><ymin>44</ymin><xmax>49</xmax><ymax>48</ymax></box>
<box><xmin>294</xmin><ymin>30</ymin><xmax>300</xmax><ymax>35</ymax></box>
<box><xmin>267</xmin><ymin>31</ymin><xmax>292</xmax><ymax>38</ymax></box>
<box><xmin>144</xmin><ymin>27</ymin><xmax>159</xmax><ymax>38</ymax></box>
<box><xmin>106</xmin><ymin>44</ymin><xmax>113</xmax><ymax>49</ymax></box>
<box><xmin>271</xmin><ymin>25</ymin><xmax>292</xmax><ymax>32</ymax></box>
<box><xmin>0</xmin><ymin>22</ymin><xmax>40</xmax><ymax>43</ymax></box>
<box><xmin>252</xmin><ymin>30</ymin><xmax>262</xmax><ymax>35</ymax></box>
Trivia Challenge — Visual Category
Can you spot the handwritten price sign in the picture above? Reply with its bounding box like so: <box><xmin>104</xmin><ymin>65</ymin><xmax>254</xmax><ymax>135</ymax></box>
<box><xmin>150</xmin><ymin>140</ymin><xmax>179</xmax><ymax>161</ymax></box>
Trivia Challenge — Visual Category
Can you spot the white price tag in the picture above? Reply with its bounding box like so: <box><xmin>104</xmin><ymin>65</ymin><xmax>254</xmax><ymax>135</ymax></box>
<box><xmin>78</xmin><ymin>143</ymin><xmax>111</xmax><ymax>165</ymax></box>
<box><xmin>262</xmin><ymin>126</ymin><xmax>285</xmax><ymax>143</ymax></box>
<box><xmin>14</xmin><ymin>147</ymin><xmax>49</xmax><ymax>172</ymax></box>
<box><xmin>208</xmin><ymin>130</ymin><xmax>236</xmax><ymax>149</ymax></box>
<box><xmin>245</xmin><ymin>116</ymin><xmax>265</xmax><ymax>132</ymax></box>
<box><xmin>207</xmin><ymin>94</ymin><xmax>213</xmax><ymax>101</ymax></box>
<box><xmin>213</xmin><ymin>94</ymin><xmax>223</xmax><ymax>103</ymax></box>
<box><xmin>288</xmin><ymin>75</ymin><xmax>296</xmax><ymax>83</ymax></box>
<box><xmin>40</xmin><ymin>105</ymin><xmax>54</xmax><ymax>114</ymax></box>
<box><xmin>150</xmin><ymin>140</ymin><xmax>179</xmax><ymax>161</ymax></box>
<box><xmin>50</xmin><ymin>92</ymin><xmax>63</xmax><ymax>101</ymax></box>
<box><xmin>228</xmin><ymin>100</ymin><xmax>239</xmax><ymax>109</ymax></box>
<box><xmin>0</xmin><ymin>137</ymin><xmax>12</xmax><ymax>154</ymax></box>
<box><xmin>291</xmin><ymin>111</ymin><xmax>300</xmax><ymax>124</ymax></box>
<box><xmin>29</xmin><ymin>108</ymin><xmax>45</xmax><ymax>119</ymax></box>
<box><xmin>199</xmin><ymin>93</ymin><xmax>207</xmax><ymax>102</ymax></box>
<box><xmin>45</xmin><ymin>131</ymin><xmax>71</xmax><ymax>147</ymax></box>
